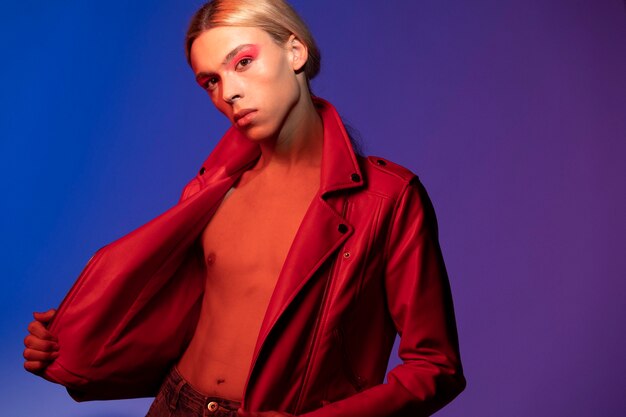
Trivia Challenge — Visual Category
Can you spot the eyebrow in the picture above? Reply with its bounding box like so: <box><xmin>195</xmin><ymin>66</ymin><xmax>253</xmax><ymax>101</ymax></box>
<box><xmin>195</xmin><ymin>43</ymin><xmax>256</xmax><ymax>82</ymax></box>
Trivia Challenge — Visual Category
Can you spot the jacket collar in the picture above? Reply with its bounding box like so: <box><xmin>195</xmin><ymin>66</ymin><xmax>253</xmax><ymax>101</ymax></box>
<box><xmin>198</xmin><ymin>97</ymin><xmax>364</xmax><ymax>196</ymax></box>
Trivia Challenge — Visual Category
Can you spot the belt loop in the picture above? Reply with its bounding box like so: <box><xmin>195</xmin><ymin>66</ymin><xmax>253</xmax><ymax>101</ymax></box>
<box><xmin>168</xmin><ymin>378</ymin><xmax>186</xmax><ymax>411</ymax></box>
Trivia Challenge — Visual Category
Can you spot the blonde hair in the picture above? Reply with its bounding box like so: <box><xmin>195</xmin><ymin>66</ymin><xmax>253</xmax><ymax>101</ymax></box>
<box><xmin>185</xmin><ymin>0</ymin><xmax>321</xmax><ymax>80</ymax></box>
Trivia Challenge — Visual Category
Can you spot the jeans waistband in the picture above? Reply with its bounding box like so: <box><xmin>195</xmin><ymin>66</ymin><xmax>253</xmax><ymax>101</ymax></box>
<box><xmin>161</xmin><ymin>366</ymin><xmax>241</xmax><ymax>415</ymax></box>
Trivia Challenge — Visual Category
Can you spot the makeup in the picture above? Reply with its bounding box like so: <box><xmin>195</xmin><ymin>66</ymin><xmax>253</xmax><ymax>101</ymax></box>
<box><xmin>195</xmin><ymin>44</ymin><xmax>261</xmax><ymax>90</ymax></box>
<box><xmin>227</xmin><ymin>44</ymin><xmax>260</xmax><ymax>71</ymax></box>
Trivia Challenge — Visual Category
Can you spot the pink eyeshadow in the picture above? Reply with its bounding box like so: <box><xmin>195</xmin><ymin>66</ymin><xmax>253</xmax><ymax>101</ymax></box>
<box><xmin>228</xmin><ymin>44</ymin><xmax>260</xmax><ymax>70</ymax></box>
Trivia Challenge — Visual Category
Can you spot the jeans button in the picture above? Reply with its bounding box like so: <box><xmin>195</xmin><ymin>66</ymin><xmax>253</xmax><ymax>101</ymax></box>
<box><xmin>207</xmin><ymin>401</ymin><xmax>219</xmax><ymax>412</ymax></box>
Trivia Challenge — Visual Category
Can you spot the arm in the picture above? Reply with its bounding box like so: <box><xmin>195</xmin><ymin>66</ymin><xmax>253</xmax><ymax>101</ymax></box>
<box><xmin>300</xmin><ymin>177</ymin><xmax>466</xmax><ymax>417</ymax></box>
<box><xmin>23</xmin><ymin>177</ymin><xmax>199</xmax><ymax>378</ymax></box>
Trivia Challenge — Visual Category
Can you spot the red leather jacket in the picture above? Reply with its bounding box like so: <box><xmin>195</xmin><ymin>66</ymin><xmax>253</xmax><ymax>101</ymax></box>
<box><xmin>43</xmin><ymin>98</ymin><xmax>465</xmax><ymax>416</ymax></box>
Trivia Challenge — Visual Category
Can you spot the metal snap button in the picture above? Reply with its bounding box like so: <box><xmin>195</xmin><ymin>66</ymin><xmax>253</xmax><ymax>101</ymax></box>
<box><xmin>338</xmin><ymin>224</ymin><xmax>348</xmax><ymax>234</ymax></box>
<box><xmin>199</xmin><ymin>167</ymin><xmax>206</xmax><ymax>175</ymax></box>
<box><xmin>207</xmin><ymin>401</ymin><xmax>219</xmax><ymax>412</ymax></box>
<box><xmin>376</xmin><ymin>159</ymin><xmax>386</xmax><ymax>166</ymax></box>
<box><xmin>350</xmin><ymin>173</ymin><xmax>361</xmax><ymax>182</ymax></box>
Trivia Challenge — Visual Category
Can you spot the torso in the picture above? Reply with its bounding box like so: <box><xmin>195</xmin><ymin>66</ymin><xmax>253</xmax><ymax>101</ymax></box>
<box><xmin>176</xmin><ymin>164</ymin><xmax>320</xmax><ymax>401</ymax></box>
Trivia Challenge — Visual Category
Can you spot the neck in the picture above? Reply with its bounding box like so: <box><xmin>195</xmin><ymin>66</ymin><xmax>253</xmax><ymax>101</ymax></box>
<box><xmin>254</xmin><ymin>93</ymin><xmax>323</xmax><ymax>174</ymax></box>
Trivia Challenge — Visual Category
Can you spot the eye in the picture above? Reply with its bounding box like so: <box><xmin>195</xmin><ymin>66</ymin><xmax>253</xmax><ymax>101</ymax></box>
<box><xmin>235</xmin><ymin>57</ymin><xmax>253</xmax><ymax>70</ymax></box>
<box><xmin>203</xmin><ymin>76</ymin><xmax>219</xmax><ymax>91</ymax></box>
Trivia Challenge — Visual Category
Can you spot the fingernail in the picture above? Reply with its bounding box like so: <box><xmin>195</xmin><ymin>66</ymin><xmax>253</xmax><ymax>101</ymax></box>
<box><xmin>53</xmin><ymin>343</ymin><xmax>60</xmax><ymax>351</ymax></box>
<box><xmin>51</xmin><ymin>351</ymin><xmax>60</xmax><ymax>358</ymax></box>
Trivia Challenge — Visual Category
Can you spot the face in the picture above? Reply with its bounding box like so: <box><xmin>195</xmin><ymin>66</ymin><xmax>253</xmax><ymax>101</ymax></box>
<box><xmin>190</xmin><ymin>26</ymin><xmax>307</xmax><ymax>141</ymax></box>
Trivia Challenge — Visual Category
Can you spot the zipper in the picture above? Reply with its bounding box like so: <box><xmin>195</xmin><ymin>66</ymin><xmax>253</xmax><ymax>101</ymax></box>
<box><xmin>293</xmin><ymin>255</ymin><xmax>339</xmax><ymax>413</ymax></box>
<box><xmin>293</xmin><ymin>199</ymin><xmax>349</xmax><ymax>413</ymax></box>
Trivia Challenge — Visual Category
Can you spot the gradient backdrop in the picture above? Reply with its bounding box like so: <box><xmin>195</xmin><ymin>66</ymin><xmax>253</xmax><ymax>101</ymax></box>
<box><xmin>1</xmin><ymin>1</ymin><xmax>625</xmax><ymax>416</ymax></box>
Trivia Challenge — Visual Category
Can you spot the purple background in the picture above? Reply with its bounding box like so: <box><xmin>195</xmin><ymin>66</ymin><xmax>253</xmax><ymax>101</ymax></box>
<box><xmin>2</xmin><ymin>1</ymin><xmax>625</xmax><ymax>416</ymax></box>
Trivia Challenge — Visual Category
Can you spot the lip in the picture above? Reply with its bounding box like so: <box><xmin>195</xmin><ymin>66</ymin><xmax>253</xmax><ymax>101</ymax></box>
<box><xmin>233</xmin><ymin>109</ymin><xmax>257</xmax><ymax>127</ymax></box>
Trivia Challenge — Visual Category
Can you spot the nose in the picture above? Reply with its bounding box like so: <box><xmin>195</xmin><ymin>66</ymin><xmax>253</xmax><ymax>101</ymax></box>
<box><xmin>225</xmin><ymin>94</ymin><xmax>241</xmax><ymax>104</ymax></box>
<box><xmin>221</xmin><ymin>76</ymin><xmax>243</xmax><ymax>105</ymax></box>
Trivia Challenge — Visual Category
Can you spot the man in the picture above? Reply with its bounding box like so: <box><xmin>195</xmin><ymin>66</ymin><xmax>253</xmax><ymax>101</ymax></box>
<box><xmin>24</xmin><ymin>2</ymin><xmax>465</xmax><ymax>416</ymax></box>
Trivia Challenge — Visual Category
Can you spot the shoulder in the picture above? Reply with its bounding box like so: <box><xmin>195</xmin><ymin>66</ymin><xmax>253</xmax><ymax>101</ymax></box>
<box><xmin>358</xmin><ymin>155</ymin><xmax>440</xmax><ymax>236</ymax></box>
<box><xmin>357</xmin><ymin>155</ymin><xmax>421</xmax><ymax>199</ymax></box>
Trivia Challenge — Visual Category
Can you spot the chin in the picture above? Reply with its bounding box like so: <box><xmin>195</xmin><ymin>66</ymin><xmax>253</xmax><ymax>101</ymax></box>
<box><xmin>238</xmin><ymin>124</ymin><xmax>277</xmax><ymax>142</ymax></box>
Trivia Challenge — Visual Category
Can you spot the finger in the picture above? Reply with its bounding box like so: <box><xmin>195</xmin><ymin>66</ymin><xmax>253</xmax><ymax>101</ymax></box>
<box><xmin>27</xmin><ymin>321</ymin><xmax>57</xmax><ymax>342</ymax></box>
<box><xmin>33</xmin><ymin>309</ymin><xmax>56</xmax><ymax>323</ymax></box>
<box><xmin>23</xmin><ymin>348</ymin><xmax>59</xmax><ymax>362</ymax></box>
<box><xmin>24</xmin><ymin>335</ymin><xmax>59</xmax><ymax>352</ymax></box>
<box><xmin>24</xmin><ymin>360</ymin><xmax>49</xmax><ymax>374</ymax></box>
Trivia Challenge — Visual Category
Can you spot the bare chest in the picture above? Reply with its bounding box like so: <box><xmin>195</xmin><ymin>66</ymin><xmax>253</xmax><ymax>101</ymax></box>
<box><xmin>177</xmin><ymin>168</ymin><xmax>321</xmax><ymax>398</ymax></box>
<box><xmin>200</xmin><ymin>174</ymin><xmax>320</xmax><ymax>294</ymax></box>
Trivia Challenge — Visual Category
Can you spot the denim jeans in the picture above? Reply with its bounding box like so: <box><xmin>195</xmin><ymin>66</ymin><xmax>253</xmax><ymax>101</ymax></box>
<box><xmin>145</xmin><ymin>366</ymin><xmax>241</xmax><ymax>417</ymax></box>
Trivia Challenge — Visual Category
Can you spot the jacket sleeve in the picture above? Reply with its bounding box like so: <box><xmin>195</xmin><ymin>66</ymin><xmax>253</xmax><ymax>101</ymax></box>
<box><xmin>178</xmin><ymin>177</ymin><xmax>202</xmax><ymax>203</ymax></box>
<box><xmin>300</xmin><ymin>177</ymin><xmax>465</xmax><ymax>417</ymax></box>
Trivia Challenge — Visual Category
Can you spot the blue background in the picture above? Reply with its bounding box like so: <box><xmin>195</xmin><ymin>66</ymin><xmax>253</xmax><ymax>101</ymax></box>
<box><xmin>1</xmin><ymin>1</ymin><xmax>625</xmax><ymax>416</ymax></box>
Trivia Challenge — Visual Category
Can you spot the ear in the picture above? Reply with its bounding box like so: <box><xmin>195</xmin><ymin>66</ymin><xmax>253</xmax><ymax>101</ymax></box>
<box><xmin>287</xmin><ymin>34</ymin><xmax>308</xmax><ymax>73</ymax></box>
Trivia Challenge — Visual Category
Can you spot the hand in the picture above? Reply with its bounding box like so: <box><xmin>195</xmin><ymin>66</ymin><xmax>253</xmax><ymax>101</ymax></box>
<box><xmin>23</xmin><ymin>309</ymin><xmax>59</xmax><ymax>374</ymax></box>
<box><xmin>237</xmin><ymin>409</ymin><xmax>294</xmax><ymax>417</ymax></box>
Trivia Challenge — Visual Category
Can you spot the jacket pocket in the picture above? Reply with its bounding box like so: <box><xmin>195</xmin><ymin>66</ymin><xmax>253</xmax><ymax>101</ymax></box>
<box><xmin>334</xmin><ymin>326</ymin><xmax>367</xmax><ymax>392</ymax></box>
